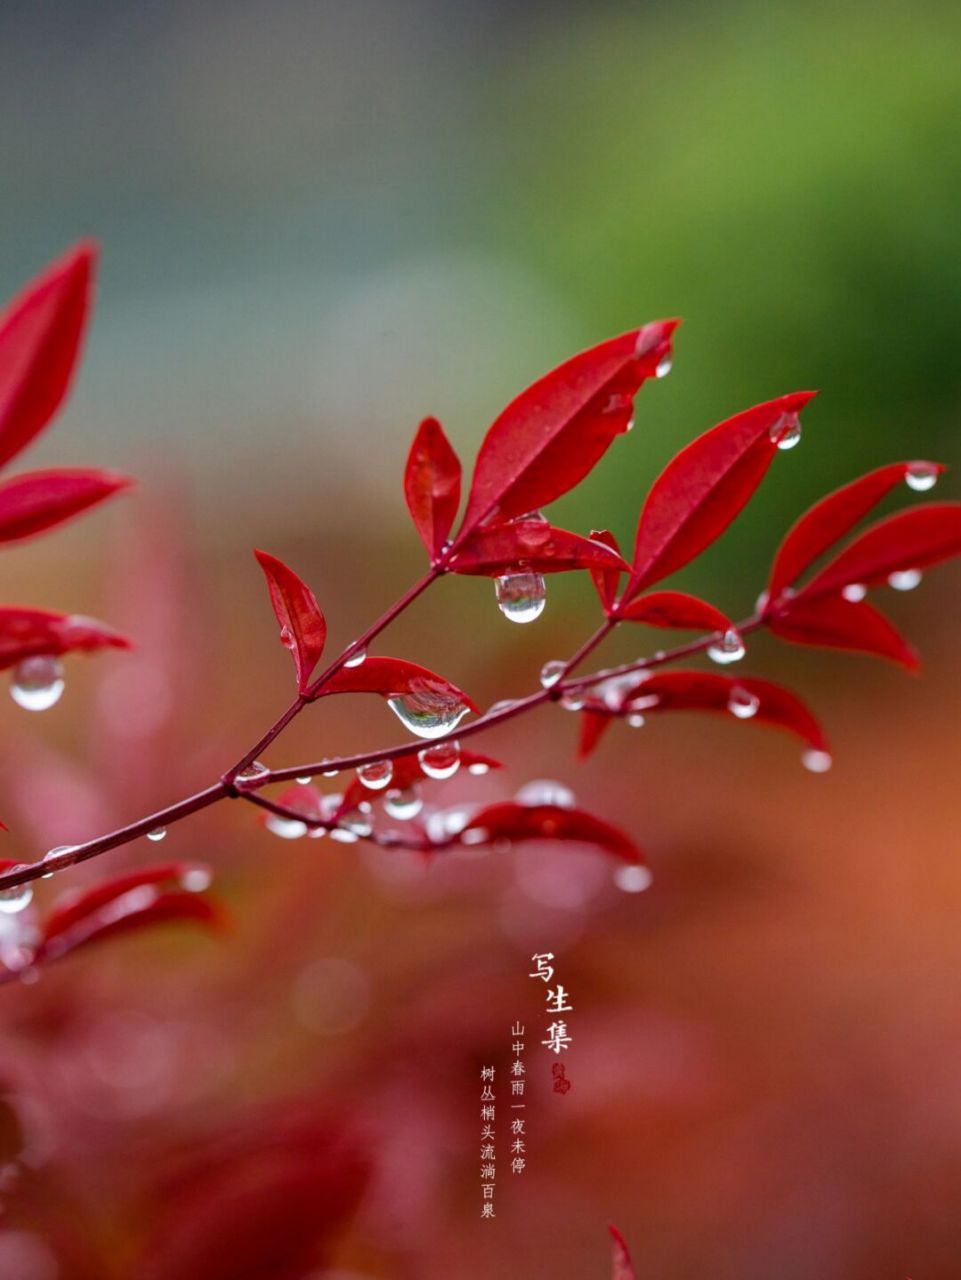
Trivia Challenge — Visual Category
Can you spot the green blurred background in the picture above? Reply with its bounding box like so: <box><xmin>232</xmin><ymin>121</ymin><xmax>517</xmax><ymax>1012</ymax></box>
<box><xmin>2</xmin><ymin>1</ymin><xmax>961</xmax><ymax>1277</ymax></box>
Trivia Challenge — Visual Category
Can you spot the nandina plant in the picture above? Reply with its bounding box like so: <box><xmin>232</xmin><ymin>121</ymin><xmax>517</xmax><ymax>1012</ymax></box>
<box><xmin>0</xmin><ymin>241</ymin><xmax>959</xmax><ymax>981</ymax></box>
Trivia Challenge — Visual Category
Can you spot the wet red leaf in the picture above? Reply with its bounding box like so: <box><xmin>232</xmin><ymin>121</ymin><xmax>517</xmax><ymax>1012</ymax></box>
<box><xmin>459</xmin><ymin>801</ymin><xmax>643</xmax><ymax>864</ymax></box>
<box><xmin>254</xmin><ymin>550</ymin><xmax>327</xmax><ymax>693</ymax></box>
<box><xmin>49</xmin><ymin>891</ymin><xmax>223</xmax><ymax>957</ymax></box>
<box><xmin>577</xmin><ymin>708</ymin><xmax>614</xmax><ymax>759</ymax></box>
<box><xmin>768</xmin><ymin>594</ymin><xmax>919</xmax><ymax>670</ymax></box>
<box><xmin>588</xmin><ymin>528</ymin><xmax>624</xmax><ymax>612</ymax></box>
<box><xmin>449</xmin><ymin>520</ymin><xmax>630</xmax><ymax>576</ymax></box>
<box><xmin>609</xmin><ymin>1224</ymin><xmax>637</xmax><ymax>1280</ymax></box>
<box><xmin>459</xmin><ymin>322</ymin><xmax>677</xmax><ymax>533</ymax></box>
<box><xmin>404</xmin><ymin>415</ymin><xmax>461</xmax><ymax>560</ymax></box>
<box><xmin>42</xmin><ymin>862</ymin><xmax>212</xmax><ymax>943</ymax></box>
<box><xmin>0</xmin><ymin>467</ymin><xmax>131</xmax><ymax>544</ymax></box>
<box><xmin>618</xmin><ymin>590</ymin><xmax>731</xmax><ymax>632</ymax></box>
<box><xmin>320</xmin><ymin>656</ymin><xmax>478</xmax><ymax>712</ymax></box>
<box><xmin>0</xmin><ymin>607</ymin><xmax>130</xmax><ymax>670</ymax></box>
<box><xmin>0</xmin><ymin>242</ymin><xmax>95</xmax><ymax>470</ymax></box>
<box><xmin>627</xmin><ymin>391</ymin><xmax>817</xmax><ymax>597</ymax></box>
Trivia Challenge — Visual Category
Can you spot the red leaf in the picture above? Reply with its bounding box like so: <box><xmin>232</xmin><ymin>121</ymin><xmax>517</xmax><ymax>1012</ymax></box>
<box><xmin>798</xmin><ymin>503</ymin><xmax>961</xmax><ymax>601</ymax></box>
<box><xmin>459</xmin><ymin>801</ymin><xmax>643</xmax><ymax>864</ymax></box>
<box><xmin>767</xmin><ymin>461</ymin><xmax>945</xmax><ymax>601</ymax></box>
<box><xmin>0</xmin><ymin>467</ymin><xmax>131</xmax><ymax>544</ymax></box>
<box><xmin>48</xmin><ymin>891</ymin><xmax>223</xmax><ymax>957</ymax></box>
<box><xmin>767</xmin><ymin>594</ymin><xmax>919</xmax><ymax>670</ymax></box>
<box><xmin>254</xmin><ymin>550</ymin><xmax>327</xmax><ymax>693</ymax></box>
<box><xmin>577</xmin><ymin>708</ymin><xmax>613</xmax><ymax>759</ymax></box>
<box><xmin>0</xmin><ymin>242</ymin><xmax>96</xmax><ymax>470</ymax></box>
<box><xmin>320</xmin><ymin>656</ymin><xmax>479</xmax><ymax>713</ymax></box>
<box><xmin>589</xmin><ymin>528</ymin><xmax>624</xmax><ymax>612</ymax></box>
<box><xmin>404</xmin><ymin>416</ymin><xmax>461</xmax><ymax>560</ymax></box>
<box><xmin>459</xmin><ymin>322</ymin><xmax>678</xmax><ymax>533</ymax></box>
<box><xmin>0</xmin><ymin>607</ymin><xmax>129</xmax><ymax>670</ymax></box>
<box><xmin>619</xmin><ymin>590</ymin><xmax>731</xmax><ymax>632</ymax></box>
<box><xmin>609</xmin><ymin>1224</ymin><xmax>637</xmax><ymax>1280</ymax></box>
<box><xmin>42</xmin><ymin>863</ymin><xmax>211</xmax><ymax>943</ymax></box>
<box><xmin>335</xmin><ymin>749</ymin><xmax>501</xmax><ymax>817</ymax></box>
<box><xmin>449</xmin><ymin>520</ymin><xmax>630</xmax><ymax>576</ymax></box>
<box><xmin>627</xmin><ymin>392</ymin><xmax>817</xmax><ymax>597</ymax></box>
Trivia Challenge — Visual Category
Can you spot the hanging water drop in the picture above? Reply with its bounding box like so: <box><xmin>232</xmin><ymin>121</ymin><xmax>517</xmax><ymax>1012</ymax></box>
<box><xmin>888</xmin><ymin>568</ymin><xmax>922</xmax><ymax>591</ymax></box>
<box><xmin>494</xmin><ymin>572</ymin><xmax>546</xmax><ymax>624</ymax></box>
<box><xmin>341</xmin><ymin>810</ymin><xmax>373</xmax><ymax>838</ymax></box>
<box><xmin>180</xmin><ymin>865</ymin><xmax>213</xmax><ymax>892</ymax></box>
<box><xmin>842</xmin><ymin>583</ymin><xmax>867</xmax><ymax>602</ymax></box>
<box><xmin>559</xmin><ymin>690</ymin><xmax>585</xmax><ymax>712</ymax></box>
<box><xmin>358</xmin><ymin>759</ymin><xmax>393</xmax><ymax>790</ymax></box>
<box><xmin>387</xmin><ymin>679</ymin><xmax>470</xmax><ymax>740</ymax></box>
<box><xmin>419</xmin><ymin>741</ymin><xmax>461</xmax><ymax>780</ymax></box>
<box><xmin>10</xmin><ymin>656</ymin><xmax>65</xmax><ymax>712</ymax></box>
<box><xmin>295</xmin><ymin>775</ymin><xmax>313</xmax><ymax>786</ymax></box>
<box><xmin>905</xmin><ymin>462</ymin><xmax>939</xmax><ymax>492</ymax></box>
<box><xmin>727</xmin><ymin>687</ymin><xmax>760</xmax><ymax>720</ymax></box>
<box><xmin>540</xmin><ymin>659</ymin><xmax>566</xmax><ymax>689</ymax></box>
<box><xmin>41</xmin><ymin>846</ymin><xmax>75</xmax><ymax>879</ymax></box>
<box><xmin>146</xmin><ymin>827</ymin><xmax>167</xmax><ymax>842</ymax></box>
<box><xmin>0</xmin><ymin>871</ymin><xmax>32</xmax><ymax>915</ymax></box>
<box><xmin>344</xmin><ymin>647</ymin><xmax>367</xmax><ymax>668</ymax></box>
<box><xmin>461</xmin><ymin>827</ymin><xmax>489</xmax><ymax>846</ymax></box>
<box><xmin>235</xmin><ymin>760</ymin><xmax>269</xmax><ymax>787</ymax></box>
<box><xmin>330</xmin><ymin>827</ymin><xmax>359</xmax><ymax>843</ymax></box>
<box><xmin>515</xmin><ymin>779</ymin><xmax>575</xmax><ymax>809</ymax></box>
<box><xmin>384</xmin><ymin>787</ymin><xmax>423</xmax><ymax>820</ymax></box>
<box><xmin>707</xmin><ymin>628</ymin><xmax>746</xmax><ymax>664</ymax></box>
<box><xmin>468</xmin><ymin>761</ymin><xmax>490</xmax><ymax>776</ymax></box>
<box><xmin>802</xmin><ymin>748</ymin><xmax>833</xmax><ymax>774</ymax></box>
<box><xmin>615</xmin><ymin>864</ymin><xmax>653</xmax><ymax>893</ymax></box>
<box><xmin>655</xmin><ymin>353</ymin><xmax>673</xmax><ymax>379</ymax></box>
<box><xmin>266</xmin><ymin>814</ymin><xmax>308</xmax><ymax>839</ymax></box>
<box><xmin>769</xmin><ymin>412</ymin><xmax>801</xmax><ymax>451</ymax></box>
<box><xmin>627</xmin><ymin>713</ymin><xmax>645</xmax><ymax>728</ymax></box>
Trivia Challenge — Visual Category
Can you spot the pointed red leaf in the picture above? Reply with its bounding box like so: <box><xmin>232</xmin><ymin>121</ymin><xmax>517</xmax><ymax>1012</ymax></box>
<box><xmin>0</xmin><ymin>242</ymin><xmax>96</xmax><ymax>470</ymax></box>
<box><xmin>0</xmin><ymin>607</ymin><xmax>130</xmax><ymax>670</ymax></box>
<box><xmin>255</xmin><ymin>550</ymin><xmax>327</xmax><ymax>693</ymax></box>
<box><xmin>0</xmin><ymin>467</ymin><xmax>132</xmax><ymax>544</ymax></box>
<box><xmin>42</xmin><ymin>862</ymin><xmax>212</xmax><ymax>943</ymax></box>
<box><xmin>619</xmin><ymin>590</ymin><xmax>731</xmax><ymax>632</ymax></box>
<box><xmin>767</xmin><ymin>594</ymin><xmax>919</xmax><ymax>670</ymax></box>
<box><xmin>320</xmin><ymin>656</ymin><xmax>478</xmax><ymax>713</ymax></box>
<box><xmin>459</xmin><ymin>801</ymin><xmax>643</xmax><ymax>864</ymax></box>
<box><xmin>449</xmin><ymin>520</ymin><xmax>630</xmax><ymax>576</ymax></box>
<box><xmin>577</xmin><ymin>708</ymin><xmax>613</xmax><ymax>759</ymax></box>
<box><xmin>589</xmin><ymin>528</ymin><xmax>624</xmax><ymax>612</ymax></box>
<box><xmin>404</xmin><ymin>416</ymin><xmax>461</xmax><ymax>560</ymax></box>
<box><xmin>273</xmin><ymin>782</ymin><xmax>324</xmax><ymax>818</ymax></box>
<box><xmin>48</xmin><ymin>891</ymin><xmax>223</xmax><ymax>957</ymax></box>
<box><xmin>799</xmin><ymin>503</ymin><xmax>961</xmax><ymax>601</ymax></box>
<box><xmin>767</xmin><ymin>461</ymin><xmax>946</xmax><ymax>601</ymax></box>
<box><xmin>609</xmin><ymin>1225</ymin><xmax>637</xmax><ymax>1280</ymax></box>
<box><xmin>627</xmin><ymin>392</ymin><xmax>817</xmax><ymax>597</ymax></box>
<box><xmin>459</xmin><ymin>322</ymin><xmax>678</xmax><ymax>533</ymax></box>
<box><xmin>335</xmin><ymin>749</ymin><xmax>501</xmax><ymax>817</ymax></box>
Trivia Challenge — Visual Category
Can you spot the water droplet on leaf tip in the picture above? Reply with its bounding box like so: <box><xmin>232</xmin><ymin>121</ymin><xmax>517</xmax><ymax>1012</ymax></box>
<box><xmin>769</xmin><ymin>412</ymin><xmax>802</xmax><ymax>450</ymax></box>
<box><xmin>10</xmin><ymin>655</ymin><xmax>65</xmax><ymax>712</ymax></box>
<box><xmin>494</xmin><ymin>572</ymin><xmax>547</xmax><ymax>624</ymax></box>
<box><xmin>727</xmin><ymin>687</ymin><xmax>760</xmax><ymax>720</ymax></box>
<box><xmin>615</xmin><ymin>864</ymin><xmax>653</xmax><ymax>893</ymax></box>
<box><xmin>383</xmin><ymin>787</ymin><xmax>423</xmax><ymax>820</ymax></box>
<box><xmin>388</xmin><ymin>686</ymin><xmax>470</xmax><ymax>740</ymax></box>
<box><xmin>842</xmin><ymin>583</ymin><xmax>868</xmax><ymax>602</ymax></box>
<box><xmin>540</xmin><ymin>659</ymin><xmax>565</xmax><ymax>689</ymax></box>
<box><xmin>344</xmin><ymin>647</ymin><xmax>367</xmax><ymax>668</ymax></box>
<box><xmin>418</xmin><ymin>741</ymin><xmax>461</xmax><ymax>780</ymax></box>
<box><xmin>888</xmin><ymin>568</ymin><xmax>922</xmax><ymax>591</ymax></box>
<box><xmin>655</xmin><ymin>353</ymin><xmax>672</xmax><ymax>379</ymax></box>
<box><xmin>358</xmin><ymin>760</ymin><xmax>393</xmax><ymax>790</ymax></box>
<box><xmin>905</xmin><ymin>462</ymin><xmax>939</xmax><ymax>492</ymax></box>
<box><xmin>802</xmin><ymin>748</ymin><xmax>833</xmax><ymax>774</ymax></box>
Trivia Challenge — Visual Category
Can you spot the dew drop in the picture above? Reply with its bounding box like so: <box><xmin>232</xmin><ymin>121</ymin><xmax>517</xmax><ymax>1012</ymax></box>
<box><xmin>727</xmin><ymin>687</ymin><xmax>760</xmax><ymax>720</ymax></box>
<box><xmin>515</xmin><ymin>779</ymin><xmax>575</xmax><ymax>809</ymax></box>
<box><xmin>330</xmin><ymin>827</ymin><xmax>359</xmax><ymax>843</ymax></box>
<box><xmin>468</xmin><ymin>761</ymin><xmax>490</xmax><ymax>776</ymax></box>
<box><xmin>419</xmin><ymin>740</ymin><xmax>461</xmax><ymax>780</ymax></box>
<box><xmin>266</xmin><ymin>814</ymin><xmax>308</xmax><ymax>839</ymax></box>
<box><xmin>308</xmin><ymin>825</ymin><xmax>327</xmax><ymax>840</ymax></box>
<box><xmin>344</xmin><ymin>647</ymin><xmax>367</xmax><ymax>668</ymax></box>
<box><xmin>627</xmin><ymin>713</ymin><xmax>645</xmax><ymax>728</ymax></box>
<box><xmin>769</xmin><ymin>411</ymin><xmax>802</xmax><ymax>450</ymax></box>
<box><xmin>10</xmin><ymin>656</ymin><xmax>65</xmax><ymax>712</ymax></box>
<box><xmin>707</xmin><ymin>628</ymin><xmax>746</xmax><ymax>665</ymax></box>
<box><xmin>279</xmin><ymin>625</ymin><xmax>294</xmax><ymax>649</ymax></box>
<box><xmin>494</xmin><ymin>572</ymin><xmax>546</xmax><ymax>624</ymax></box>
<box><xmin>888</xmin><ymin>568</ymin><xmax>922</xmax><ymax>591</ymax></box>
<box><xmin>461</xmin><ymin>827</ymin><xmax>489</xmax><ymax>846</ymax></box>
<box><xmin>905</xmin><ymin>462</ymin><xmax>939</xmax><ymax>492</ymax></box>
<box><xmin>842</xmin><ymin>583</ymin><xmax>867</xmax><ymax>602</ymax></box>
<box><xmin>0</xmin><ymin>872</ymin><xmax>33</xmax><ymax>915</ymax></box>
<box><xmin>559</xmin><ymin>690</ymin><xmax>585</xmax><ymax>712</ymax></box>
<box><xmin>540</xmin><ymin>659</ymin><xmax>566</xmax><ymax>689</ymax></box>
<box><xmin>802</xmin><ymin>748</ymin><xmax>833</xmax><ymax>774</ymax></box>
<box><xmin>340</xmin><ymin>810</ymin><xmax>373</xmax><ymax>838</ymax></box>
<box><xmin>42</xmin><ymin>845</ymin><xmax>75</xmax><ymax>878</ymax></box>
<box><xmin>295</xmin><ymin>775</ymin><xmax>313</xmax><ymax>786</ymax></box>
<box><xmin>322</xmin><ymin>768</ymin><xmax>339</xmax><ymax>778</ymax></box>
<box><xmin>358</xmin><ymin>759</ymin><xmax>393</xmax><ymax>790</ymax></box>
<box><xmin>488</xmin><ymin>699</ymin><xmax>517</xmax><ymax>716</ymax></box>
<box><xmin>180</xmin><ymin>865</ymin><xmax>213</xmax><ymax>892</ymax></box>
<box><xmin>384</xmin><ymin>787</ymin><xmax>423</xmax><ymax>820</ymax></box>
<box><xmin>615</xmin><ymin>864</ymin><xmax>654</xmax><ymax>893</ymax></box>
<box><xmin>387</xmin><ymin>680</ymin><xmax>470</xmax><ymax>740</ymax></box>
<box><xmin>235</xmin><ymin>761</ymin><xmax>269</xmax><ymax>787</ymax></box>
<box><xmin>655</xmin><ymin>353</ymin><xmax>673</xmax><ymax>379</ymax></box>
<box><xmin>146</xmin><ymin>827</ymin><xmax>167</xmax><ymax>842</ymax></box>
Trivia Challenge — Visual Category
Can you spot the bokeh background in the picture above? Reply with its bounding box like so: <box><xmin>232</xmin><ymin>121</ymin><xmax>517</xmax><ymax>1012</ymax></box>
<box><xmin>2</xmin><ymin>0</ymin><xmax>961</xmax><ymax>1275</ymax></box>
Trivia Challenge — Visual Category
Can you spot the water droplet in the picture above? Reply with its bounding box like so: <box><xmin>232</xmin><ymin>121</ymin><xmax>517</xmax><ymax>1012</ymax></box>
<box><xmin>888</xmin><ymin>568</ymin><xmax>922</xmax><ymax>591</ymax></box>
<box><xmin>540</xmin><ymin>659</ymin><xmax>566</xmax><ymax>689</ymax></box>
<box><xmin>330</xmin><ymin>827</ymin><xmax>359</xmax><ymax>843</ymax></box>
<box><xmin>358</xmin><ymin>759</ymin><xmax>393</xmax><ymax>790</ymax></box>
<box><xmin>235</xmin><ymin>761</ymin><xmax>269</xmax><ymax>787</ymax></box>
<box><xmin>627</xmin><ymin>713</ymin><xmax>645</xmax><ymax>728</ymax></box>
<box><xmin>559</xmin><ymin>690</ymin><xmax>585</xmax><ymax>711</ymax></box>
<box><xmin>494</xmin><ymin>572</ymin><xmax>546</xmax><ymax>624</ymax></box>
<box><xmin>180</xmin><ymin>865</ymin><xmax>212</xmax><ymax>892</ymax></box>
<box><xmin>279</xmin><ymin>625</ymin><xmax>294</xmax><ymax>649</ymax></box>
<box><xmin>655</xmin><ymin>353</ymin><xmax>673</xmax><ymax>379</ymax></box>
<box><xmin>615</xmin><ymin>864</ymin><xmax>653</xmax><ymax>893</ymax></box>
<box><xmin>41</xmin><ymin>845</ymin><xmax>75</xmax><ymax>878</ymax></box>
<box><xmin>146</xmin><ymin>827</ymin><xmax>167</xmax><ymax>842</ymax></box>
<box><xmin>266</xmin><ymin>814</ymin><xmax>308</xmax><ymax>839</ymax></box>
<box><xmin>0</xmin><ymin>872</ymin><xmax>32</xmax><ymax>915</ymax></box>
<box><xmin>461</xmin><ymin>827</ymin><xmax>489</xmax><ymax>846</ymax></box>
<box><xmin>10</xmin><ymin>655</ymin><xmax>65</xmax><ymax>712</ymax></box>
<box><xmin>295</xmin><ymin>775</ymin><xmax>313</xmax><ymax>786</ymax></box>
<box><xmin>488</xmin><ymin>699</ymin><xmax>517</xmax><ymax>716</ymax></box>
<box><xmin>468</xmin><ymin>761</ymin><xmax>490</xmax><ymax>776</ymax></box>
<box><xmin>344</xmin><ymin>647</ymin><xmax>367</xmax><ymax>668</ymax></box>
<box><xmin>387</xmin><ymin>679</ymin><xmax>470</xmax><ymax>740</ymax></box>
<box><xmin>419</xmin><ymin>740</ymin><xmax>461</xmax><ymax>780</ymax></box>
<box><xmin>384</xmin><ymin>787</ymin><xmax>423</xmax><ymax>820</ymax></box>
<box><xmin>707</xmin><ymin>628</ymin><xmax>746</xmax><ymax>665</ymax></box>
<box><xmin>322</xmin><ymin>768</ymin><xmax>339</xmax><ymax>778</ymax></box>
<box><xmin>340</xmin><ymin>810</ymin><xmax>373</xmax><ymax>838</ymax></box>
<box><xmin>905</xmin><ymin>462</ymin><xmax>939</xmax><ymax>492</ymax></box>
<box><xmin>727</xmin><ymin>687</ymin><xmax>760</xmax><ymax>720</ymax></box>
<box><xmin>842</xmin><ymin>583</ymin><xmax>867</xmax><ymax>602</ymax></box>
<box><xmin>769</xmin><ymin>411</ymin><xmax>802</xmax><ymax>450</ymax></box>
<box><xmin>604</xmin><ymin>392</ymin><xmax>635</xmax><ymax>431</ymax></box>
<box><xmin>802</xmin><ymin>748</ymin><xmax>833</xmax><ymax>774</ymax></box>
<box><xmin>308</xmin><ymin>825</ymin><xmax>327</xmax><ymax>840</ymax></box>
<box><xmin>515</xmin><ymin>779</ymin><xmax>575</xmax><ymax>809</ymax></box>
<box><xmin>755</xmin><ymin>589</ymin><xmax>770</xmax><ymax>613</ymax></box>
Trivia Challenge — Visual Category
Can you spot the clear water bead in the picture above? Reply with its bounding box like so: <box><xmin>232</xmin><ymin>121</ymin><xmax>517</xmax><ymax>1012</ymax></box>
<box><xmin>769</xmin><ymin>411</ymin><xmax>802</xmax><ymax>450</ymax></box>
<box><xmin>388</xmin><ymin>681</ymin><xmax>470</xmax><ymax>740</ymax></box>
<box><xmin>10</xmin><ymin>655</ymin><xmax>65</xmax><ymax>712</ymax></box>
<box><xmin>384</xmin><ymin>788</ymin><xmax>423</xmax><ymax>820</ymax></box>
<box><xmin>727</xmin><ymin>687</ymin><xmax>760</xmax><ymax>720</ymax></box>
<box><xmin>0</xmin><ymin>871</ymin><xmax>33</xmax><ymax>915</ymax></box>
<box><xmin>358</xmin><ymin>759</ymin><xmax>393</xmax><ymax>790</ymax></box>
<box><xmin>235</xmin><ymin>761</ymin><xmax>269</xmax><ymax>787</ymax></box>
<box><xmin>494</xmin><ymin>572</ymin><xmax>546</xmax><ymax>624</ymax></box>
<box><xmin>266</xmin><ymin>814</ymin><xmax>308</xmax><ymax>839</ymax></box>
<box><xmin>419</xmin><ymin>741</ymin><xmax>461</xmax><ymax>780</ymax></box>
<box><xmin>655</xmin><ymin>353</ymin><xmax>673</xmax><ymax>379</ymax></box>
<box><xmin>180</xmin><ymin>866</ymin><xmax>213</xmax><ymax>892</ymax></box>
<box><xmin>627</xmin><ymin>713</ymin><xmax>645</xmax><ymax>728</ymax></box>
<box><xmin>559</xmin><ymin>690</ymin><xmax>585</xmax><ymax>712</ymax></box>
<box><xmin>615</xmin><ymin>865</ymin><xmax>654</xmax><ymax>893</ymax></box>
<box><xmin>905</xmin><ymin>462</ymin><xmax>939</xmax><ymax>492</ymax></box>
<box><xmin>330</xmin><ymin>827</ymin><xmax>359</xmax><ymax>843</ymax></box>
<box><xmin>707</xmin><ymin>628</ymin><xmax>746</xmax><ymax>665</ymax></box>
<box><xmin>42</xmin><ymin>845</ymin><xmax>75</xmax><ymax>878</ymax></box>
<box><xmin>842</xmin><ymin>583</ymin><xmax>867</xmax><ymax>602</ymax></box>
<box><xmin>344</xmin><ymin>647</ymin><xmax>367</xmax><ymax>668</ymax></box>
<box><xmin>146</xmin><ymin>827</ymin><xmax>167</xmax><ymax>842</ymax></box>
<box><xmin>888</xmin><ymin>568</ymin><xmax>922</xmax><ymax>591</ymax></box>
<box><xmin>515</xmin><ymin>779</ymin><xmax>575</xmax><ymax>809</ymax></box>
<box><xmin>467</xmin><ymin>761</ymin><xmax>490</xmax><ymax>776</ymax></box>
<box><xmin>341</xmin><ymin>810</ymin><xmax>373</xmax><ymax>838</ymax></box>
<box><xmin>802</xmin><ymin>749</ymin><xmax>833</xmax><ymax>774</ymax></box>
<box><xmin>295</xmin><ymin>775</ymin><xmax>313</xmax><ymax>786</ymax></box>
<box><xmin>540</xmin><ymin>659</ymin><xmax>566</xmax><ymax>689</ymax></box>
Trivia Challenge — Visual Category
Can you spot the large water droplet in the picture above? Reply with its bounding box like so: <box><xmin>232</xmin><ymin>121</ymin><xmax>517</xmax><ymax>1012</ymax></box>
<box><xmin>842</xmin><ymin>583</ymin><xmax>867</xmax><ymax>602</ymax></box>
<box><xmin>387</xmin><ymin>679</ymin><xmax>470</xmax><ymax>740</ymax></box>
<box><xmin>494</xmin><ymin>572</ymin><xmax>546</xmax><ymax>624</ymax></box>
<box><xmin>419</xmin><ymin>741</ymin><xmax>460</xmax><ymax>780</ymax></box>
<box><xmin>888</xmin><ymin>568</ymin><xmax>922</xmax><ymax>591</ymax></box>
<box><xmin>655</xmin><ymin>353</ymin><xmax>673</xmax><ymax>379</ymax></box>
<box><xmin>802</xmin><ymin>748</ymin><xmax>833</xmax><ymax>774</ymax></box>
<box><xmin>10</xmin><ymin>656</ymin><xmax>65</xmax><ymax>712</ymax></box>
<box><xmin>905</xmin><ymin>462</ymin><xmax>939</xmax><ymax>492</ymax></box>
<box><xmin>727</xmin><ymin>686</ymin><xmax>760</xmax><ymax>720</ymax></box>
<box><xmin>344</xmin><ymin>647</ymin><xmax>367</xmax><ymax>668</ymax></box>
<box><xmin>358</xmin><ymin>759</ymin><xmax>393</xmax><ymax>790</ymax></box>
<box><xmin>266</xmin><ymin>814</ymin><xmax>308</xmax><ymax>839</ymax></box>
<box><xmin>540</xmin><ymin>659</ymin><xmax>566</xmax><ymax>689</ymax></box>
<box><xmin>235</xmin><ymin>761</ymin><xmax>269</xmax><ymax>787</ymax></box>
<box><xmin>769</xmin><ymin>412</ymin><xmax>801</xmax><ymax>450</ymax></box>
<box><xmin>384</xmin><ymin>787</ymin><xmax>423</xmax><ymax>820</ymax></box>
<box><xmin>0</xmin><ymin>872</ymin><xmax>33</xmax><ymax>915</ymax></box>
<box><xmin>707</xmin><ymin>628</ymin><xmax>746</xmax><ymax>664</ymax></box>
<box><xmin>615</xmin><ymin>864</ymin><xmax>653</xmax><ymax>893</ymax></box>
<box><xmin>559</xmin><ymin>690</ymin><xmax>585</xmax><ymax>712</ymax></box>
<box><xmin>515</xmin><ymin>779</ymin><xmax>575</xmax><ymax>809</ymax></box>
<box><xmin>147</xmin><ymin>827</ymin><xmax>167</xmax><ymax>842</ymax></box>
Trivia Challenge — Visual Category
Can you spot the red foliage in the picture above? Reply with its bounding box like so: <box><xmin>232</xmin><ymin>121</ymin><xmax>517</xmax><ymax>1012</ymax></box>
<box><xmin>254</xmin><ymin>550</ymin><xmax>327</xmax><ymax>693</ymax></box>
